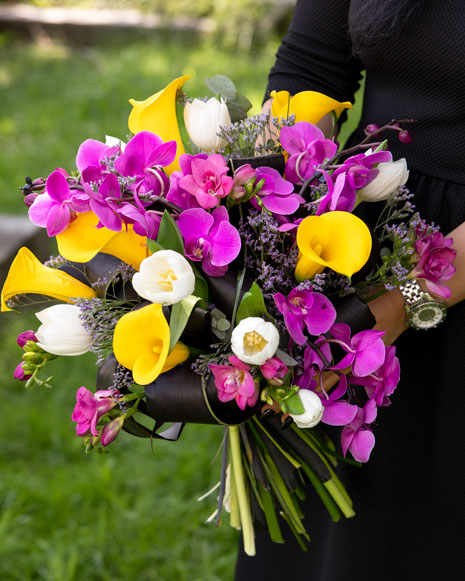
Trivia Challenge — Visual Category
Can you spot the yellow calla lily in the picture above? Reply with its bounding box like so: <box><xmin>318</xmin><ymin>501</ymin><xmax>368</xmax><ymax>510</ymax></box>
<box><xmin>113</xmin><ymin>303</ymin><xmax>189</xmax><ymax>385</ymax></box>
<box><xmin>56</xmin><ymin>211</ymin><xmax>149</xmax><ymax>270</ymax></box>
<box><xmin>128</xmin><ymin>74</ymin><xmax>190</xmax><ymax>173</ymax></box>
<box><xmin>1</xmin><ymin>247</ymin><xmax>96</xmax><ymax>312</ymax></box>
<box><xmin>295</xmin><ymin>211</ymin><xmax>372</xmax><ymax>281</ymax></box>
<box><xmin>270</xmin><ymin>89</ymin><xmax>352</xmax><ymax>125</ymax></box>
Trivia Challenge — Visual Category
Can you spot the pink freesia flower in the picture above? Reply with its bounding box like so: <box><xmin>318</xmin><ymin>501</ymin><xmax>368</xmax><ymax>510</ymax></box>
<box><xmin>341</xmin><ymin>399</ymin><xmax>377</xmax><ymax>463</ymax></box>
<box><xmin>350</xmin><ymin>345</ymin><xmax>400</xmax><ymax>407</ymax></box>
<box><xmin>252</xmin><ymin>167</ymin><xmax>304</xmax><ymax>215</ymax></box>
<box><xmin>319</xmin><ymin>374</ymin><xmax>358</xmax><ymax>426</ymax></box>
<box><xmin>210</xmin><ymin>355</ymin><xmax>259</xmax><ymax>410</ymax></box>
<box><xmin>280</xmin><ymin>122</ymin><xmax>338</xmax><ymax>184</ymax></box>
<box><xmin>260</xmin><ymin>357</ymin><xmax>288</xmax><ymax>380</ymax></box>
<box><xmin>114</xmin><ymin>131</ymin><xmax>175</xmax><ymax>196</ymax></box>
<box><xmin>409</xmin><ymin>230</ymin><xmax>457</xmax><ymax>298</ymax></box>
<box><xmin>166</xmin><ymin>154</ymin><xmax>208</xmax><ymax>210</ymax></box>
<box><xmin>315</xmin><ymin>171</ymin><xmax>356</xmax><ymax>215</ymax></box>
<box><xmin>177</xmin><ymin>153</ymin><xmax>233</xmax><ymax>209</ymax></box>
<box><xmin>329</xmin><ymin>323</ymin><xmax>386</xmax><ymax>377</ymax></box>
<box><xmin>17</xmin><ymin>330</ymin><xmax>37</xmax><ymax>347</ymax></box>
<box><xmin>274</xmin><ymin>288</ymin><xmax>336</xmax><ymax>345</ymax></box>
<box><xmin>231</xmin><ymin>163</ymin><xmax>256</xmax><ymax>201</ymax></box>
<box><xmin>14</xmin><ymin>362</ymin><xmax>32</xmax><ymax>381</ymax></box>
<box><xmin>71</xmin><ymin>386</ymin><xmax>117</xmax><ymax>437</ymax></box>
<box><xmin>176</xmin><ymin>206</ymin><xmax>241</xmax><ymax>276</ymax></box>
<box><xmin>100</xmin><ymin>416</ymin><xmax>124</xmax><ymax>446</ymax></box>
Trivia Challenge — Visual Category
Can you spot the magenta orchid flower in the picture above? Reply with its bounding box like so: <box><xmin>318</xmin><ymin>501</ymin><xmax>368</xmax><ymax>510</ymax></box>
<box><xmin>315</xmin><ymin>171</ymin><xmax>357</xmax><ymax>215</ymax></box>
<box><xmin>177</xmin><ymin>153</ymin><xmax>233</xmax><ymax>209</ymax></box>
<box><xmin>176</xmin><ymin>206</ymin><xmax>241</xmax><ymax>276</ymax></box>
<box><xmin>318</xmin><ymin>374</ymin><xmax>359</xmax><ymax>426</ymax></box>
<box><xmin>71</xmin><ymin>386</ymin><xmax>117</xmax><ymax>437</ymax></box>
<box><xmin>166</xmin><ymin>154</ymin><xmax>208</xmax><ymax>210</ymax></box>
<box><xmin>329</xmin><ymin>323</ymin><xmax>386</xmax><ymax>377</ymax></box>
<box><xmin>331</xmin><ymin>150</ymin><xmax>392</xmax><ymax>189</ymax></box>
<box><xmin>253</xmin><ymin>167</ymin><xmax>304</xmax><ymax>215</ymax></box>
<box><xmin>274</xmin><ymin>288</ymin><xmax>337</xmax><ymax>345</ymax></box>
<box><xmin>341</xmin><ymin>398</ymin><xmax>377</xmax><ymax>463</ymax></box>
<box><xmin>88</xmin><ymin>173</ymin><xmax>123</xmax><ymax>231</ymax></box>
<box><xmin>114</xmin><ymin>130</ymin><xmax>176</xmax><ymax>196</ymax></box>
<box><xmin>76</xmin><ymin>138</ymin><xmax>119</xmax><ymax>184</ymax></box>
<box><xmin>28</xmin><ymin>170</ymin><xmax>78</xmax><ymax>236</ymax></box>
<box><xmin>118</xmin><ymin>203</ymin><xmax>161</xmax><ymax>239</ymax></box>
<box><xmin>210</xmin><ymin>355</ymin><xmax>259</xmax><ymax>410</ymax></box>
<box><xmin>349</xmin><ymin>345</ymin><xmax>400</xmax><ymax>406</ymax></box>
<box><xmin>294</xmin><ymin>343</ymin><xmax>332</xmax><ymax>390</ymax></box>
<box><xmin>409</xmin><ymin>230</ymin><xmax>457</xmax><ymax>298</ymax></box>
<box><xmin>280</xmin><ymin>122</ymin><xmax>338</xmax><ymax>184</ymax></box>
<box><xmin>260</xmin><ymin>357</ymin><xmax>288</xmax><ymax>380</ymax></box>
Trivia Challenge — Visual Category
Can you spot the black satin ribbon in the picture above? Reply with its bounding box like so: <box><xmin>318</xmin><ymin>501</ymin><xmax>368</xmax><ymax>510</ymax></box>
<box><xmin>332</xmin><ymin>293</ymin><xmax>376</xmax><ymax>335</ymax></box>
<box><xmin>204</xmin><ymin>270</ymin><xmax>254</xmax><ymax>320</ymax></box>
<box><xmin>229</xmin><ymin>153</ymin><xmax>286</xmax><ymax>174</ymax></box>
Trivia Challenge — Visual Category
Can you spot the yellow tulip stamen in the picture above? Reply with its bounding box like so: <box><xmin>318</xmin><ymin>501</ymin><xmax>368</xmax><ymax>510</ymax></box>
<box><xmin>243</xmin><ymin>331</ymin><xmax>268</xmax><ymax>356</ymax></box>
<box><xmin>157</xmin><ymin>269</ymin><xmax>178</xmax><ymax>292</ymax></box>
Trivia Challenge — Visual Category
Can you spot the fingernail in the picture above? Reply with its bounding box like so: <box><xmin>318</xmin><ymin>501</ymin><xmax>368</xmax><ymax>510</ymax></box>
<box><xmin>281</xmin><ymin>416</ymin><xmax>293</xmax><ymax>430</ymax></box>
<box><xmin>260</xmin><ymin>409</ymin><xmax>274</xmax><ymax>420</ymax></box>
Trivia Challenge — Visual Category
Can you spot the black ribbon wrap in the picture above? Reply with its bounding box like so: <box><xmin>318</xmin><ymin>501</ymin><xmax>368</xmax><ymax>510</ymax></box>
<box><xmin>230</xmin><ymin>153</ymin><xmax>286</xmax><ymax>173</ymax></box>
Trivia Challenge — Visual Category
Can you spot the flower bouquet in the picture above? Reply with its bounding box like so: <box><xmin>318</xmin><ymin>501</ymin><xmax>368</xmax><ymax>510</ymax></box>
<box><xmin>2</xmin><ymin>74</ymin><xmax>456</xmax><ymax>555</ymax></box>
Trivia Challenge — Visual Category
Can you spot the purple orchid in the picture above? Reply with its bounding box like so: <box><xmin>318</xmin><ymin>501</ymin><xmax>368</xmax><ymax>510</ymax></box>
<box><xmin>88</xmin><ymin>173</ymin><xmax>123</xmax><ymax>231</ymax></box>
<box><xmin>118</xmin><ymin>203</ymin><xmax>161</xmax><ymax>240</ymax></box>
<box><xmin>349</xmin><ymin>345</ymin><xmax>400</xmax><ymax>407</ymax></box>
<box><xmin>328</xmin><ymin>323</ymin><xmax>386</xmax><ymax>377</ymax></box>
<box><xmin>76</xmin><ymin>138</ymin><xmax>120</xmax><ymax>184</ymax></box>
<box><xmin>409</xmin><ymin>229</ymin><xmax>457</xmax><ymax>298</ymax></box>
<box><xmin>114</xmin><ymin>131</ymin><xmax>175</xmax><ymax>196</ymax></box>
<box><xmin>331</xmin><ymin>150</ymin><xmax>392</xmax><ymax>189</ymax></box>
<box><xmin>341</xmin><ymin>398</ymin><xmax>377</xmax><ymax>463</ymax></box>
<box><xmin>176</xmin><ymin>206</ymin><xmax>241</xmax><ymax>276</ymax></box>
<box><xmin>28</xmin><ymin>170</ymin><xmax>79</xmax><ymax>236</ymax></box>
<box><xmin>280</xmin><ymin>122</ymin><xmax>338</xmax><ymax>184</ymax></box>
<box><xmin>315</xmin><ymin>171</ymin><xmax>357</xmax><ymax>215</ymax></box>
<box><xmin>274</xmin><ymin>288</ymin><xmax>336</xmax><ymax>345</ymax></box>
<box><xmin>294</xmin><ymin>343</ymin><xmax>332</xmax><ymax>391</ymax></box>
<box><xmin>176</xmin><ymin>153</ymin><xmax>233</xmax><ymax>209</ymax></box>
<box><xmin>252</xmin><ymin>167</ymin><xmax>304</xmax><ymax>215</ymax></box>
<box><xmin>210</xmin><ymin>355</ymin><xmax>258</xmax><ymax>410</ymax></box>
<box><xmin>318</xmin><ymin>374</ymin><xmax>358</xmax><ymax>426</ymax></box>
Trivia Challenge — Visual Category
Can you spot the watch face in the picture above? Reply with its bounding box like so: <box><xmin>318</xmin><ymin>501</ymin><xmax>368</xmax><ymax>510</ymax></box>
<box><xmin>408</xmin><ymin>301</ymin><xmax>447</xmax><ymax>330</ymax></box>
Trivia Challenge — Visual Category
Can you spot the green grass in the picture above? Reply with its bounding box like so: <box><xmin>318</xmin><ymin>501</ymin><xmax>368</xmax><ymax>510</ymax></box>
<box><xmin>0</xmin><ymin>30</ymin><xmax>363</xmax><ymax>580</ymax></box>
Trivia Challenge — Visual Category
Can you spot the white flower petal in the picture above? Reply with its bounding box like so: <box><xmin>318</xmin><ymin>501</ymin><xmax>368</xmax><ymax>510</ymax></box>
<box><xmin>290</xmin><ymin>390</ymin><xmax>324</xmax><ymax>428</ymax></box>
<box><xmin>35</xmin><ymin>304</ymin><xmax>92</xmax><ymax>356</ymax></box>
<box><xmin>358</xmin><ymin>158</ymin><xmax>409</xmax><ymax>202</ymax></box>
<box><xmin>184</xmin><ymin>97</ymin><xmax>231</xmax><ymax>152</ymax></box>
<box><xmin>231</xmin><ymin>317</ymin><xmax>280</xmax><ymax>366</ymax></box>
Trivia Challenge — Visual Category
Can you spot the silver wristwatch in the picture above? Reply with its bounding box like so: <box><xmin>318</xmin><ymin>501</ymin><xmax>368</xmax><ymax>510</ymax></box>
<box><xmin>399</xmin><ymin>279</ymin><xmax>447</xmax><ymax>330</ymax></box>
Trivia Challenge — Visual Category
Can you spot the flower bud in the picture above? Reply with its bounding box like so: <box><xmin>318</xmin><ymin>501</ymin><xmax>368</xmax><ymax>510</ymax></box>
<box><xmin>14</xmin><ymin>362</ymin><xmax>32</xmax><ymax>381</ymax></box>
<box><xmin>357</xmin><ymin>158</ymin><xmax>409</xmax><ymax>203</ymax></box>
<box><xmin>184</xmin><ymin>97</ymin><xmax>231</xmax><ymax>152</ymax></box>
<box><xmin>101</xmin><ymin>416</ymin><xmax>124</xmax><ymax>446</ymax></box>
<box><xmin>289</xmin><ymin>389</ymin><xmax>324</xmax><ymax>428</ymax></box>
<box><xmin>17</xmin><ymin>330</ymin><xmax>38</xmax><ymax>348</ymax></box>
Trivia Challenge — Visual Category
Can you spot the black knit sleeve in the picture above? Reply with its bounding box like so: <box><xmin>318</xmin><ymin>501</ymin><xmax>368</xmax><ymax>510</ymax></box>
<box><xmin>266</xmin><ymin>0</ymin><xmax>363</xmax><ymax>103</ymax></box>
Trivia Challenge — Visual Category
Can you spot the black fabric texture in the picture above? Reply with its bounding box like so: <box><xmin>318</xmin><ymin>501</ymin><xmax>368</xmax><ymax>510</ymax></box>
<box><xmin>236</xmin><ymin>1</ymin><xmax>465</xmax><ymax>579</ymax></box>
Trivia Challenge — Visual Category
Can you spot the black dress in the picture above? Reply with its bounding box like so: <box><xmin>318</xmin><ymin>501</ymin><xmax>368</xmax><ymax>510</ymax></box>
<box><xmin>235</xmin><ymin>1</ymin><xmax>465</xmax><ymax>579</ymax></box>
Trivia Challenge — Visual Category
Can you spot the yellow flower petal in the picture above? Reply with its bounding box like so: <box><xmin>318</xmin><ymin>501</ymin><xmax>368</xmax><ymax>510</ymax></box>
<box><xmin>295</xmin><ymin>211</ymin><xmax>372</xmax><ymax>280</ymax></box>
<box><xmin>56</xmin><ymin>212</ymin><xmax>149</xmax><ymax>270</ymax></box>
<box><xmin>113</xmin><ymin>304</ymin><xmax>171</xmax><ymax>385</ymax></box>
<box><xmin>1</xmin><ymin>247</ymin><xmax>96</xmax><ymax>312</ymax></box>
<box><xmin>271</xmin><ymin>89</ymin><xmax>352</xmax><ymax>125</ymax></box>
<box><xmin>162</xmin><ymin>342</ymin><xmax>190</xmax><ymax>373</ymax></box>
<box><xmin>128</xmin><ymin>75</ymin><xmax>190</xmax><ymax>173</ymax></box>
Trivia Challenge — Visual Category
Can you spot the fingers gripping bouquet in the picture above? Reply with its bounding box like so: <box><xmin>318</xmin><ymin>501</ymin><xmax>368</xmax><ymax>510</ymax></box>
<box><xmin>3</xmin><ymin>75</ymin><xmax>456</xmax><ymax>555</ymax></box>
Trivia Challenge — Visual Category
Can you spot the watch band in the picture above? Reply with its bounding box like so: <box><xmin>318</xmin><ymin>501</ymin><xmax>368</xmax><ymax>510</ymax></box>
<box><xmin>399</xmin><ymin>279</ymin><xmax>429</xmax><ymax>306</ymax></box>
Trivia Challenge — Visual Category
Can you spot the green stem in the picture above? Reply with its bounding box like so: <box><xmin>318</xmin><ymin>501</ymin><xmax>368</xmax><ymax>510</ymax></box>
<box><xmin>323</xmin><ymin>480</ymin><xmax>355</xmax><ymax>518</ymax></box>
<box><xmin>363</xmin><ymin>287</ymin><xmax>388</xmax><ymax>303</ymax></box>
<box><xmin>229</xmin><ymin>426</ymin><xmax>256</xmax><ymax>556</ymax></box>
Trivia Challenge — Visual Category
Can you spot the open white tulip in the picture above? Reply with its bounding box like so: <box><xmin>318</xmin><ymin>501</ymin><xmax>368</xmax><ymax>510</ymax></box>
<box><xmin>357</xmin><ymin>158</ymin><xmax>409</xmax><ymax>202</ymax></box>
<box><xmin>290</xmin><ymin>389</ymin><xmax>324</xmax><ymax>429</ymax></box>
<box><xmin>184</xmin><ymin>97</ymin><xmax>231</xmax><ymax>152</ymax></box>
<box><xmin>35</xmin><ymin>304</ymin><xmax>92</xmax><ymax>356</ymax></box>
<box><xmin>131</xmin><ymin>250</ymin><xmax>195</xmax><ymax>305</ymax></box>
<box><xmin>231</xmin><ymin>317</ymin><xmax>280</xmax><ymax>366</ymax></box>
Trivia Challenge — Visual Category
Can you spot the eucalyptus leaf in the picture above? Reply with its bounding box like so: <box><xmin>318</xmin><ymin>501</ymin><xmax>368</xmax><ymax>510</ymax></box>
<box><xmin>275</xmin><ymin>348</ymin><xmax>299</xmax><ymax>367</ymax></box>
<box><xmin>232</xmin><ymin>94</ymin><xmax>253</xmax><ymax>113</ymax></box>
<box><xmin>205</xmin><ymin>74</ymin><xmax>237</xmax><ymax>100</ymax></box>
<box><xmin>227</xmin><ymin>101</ymin><xmax>248</xmax><ymax>123</ymax></box>
<box><xmin>236</xmin><ymin>282</ymin><xmax>267</xmax><ymax>323</ymax></box>
<box><xmin>157</xmin><ymin>210</ymin><xmax>184</xmax><ymax>254</ymax></box>
<box><xmin>169</xmin><ymin>295</ymin><xmax>203</xmax><ymax>353</ymax></box>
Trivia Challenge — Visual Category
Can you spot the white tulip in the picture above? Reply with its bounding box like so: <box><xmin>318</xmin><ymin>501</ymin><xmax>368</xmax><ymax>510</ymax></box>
<box><xmin>184</xmin><ymin>97</ymin><xmax>231</xmax><ymax>152</ymax></box>
<box><xmin>132</xmin><ymin>250</ymin><xmax>195</xmax><ymax>305</ymax></box>
<box><xmin>35</xmin><ymin>304</ymin><xmax>92</xmax><ymax>356</ymax></box>
<box><xmin>231</xmin><ymin>317</ymin><xmax>280</xmax><ymax>366</ymax></box>
<box><xmin>357</xmin><ymin>158</ymin><xmax>409</xmax><ymax>202</ymax></box>
<box><xmin>290</xmin><ymin>389</ymin><xmax>324</xmax><ymax>429</ymax></box>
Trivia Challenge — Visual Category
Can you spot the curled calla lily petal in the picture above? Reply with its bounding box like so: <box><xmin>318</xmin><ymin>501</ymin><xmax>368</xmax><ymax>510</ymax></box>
<box><xmin>112</xmin><ymin>304</ymin><xmax>189</xmax><ymax>385</ymax></box>
<box><xmin>128</xmin><ymin>75</ymin><xmax>190</xmax><ymax>173</ymax></box>
<box><xmin>270</xmin><ymin>90</ymin><xmax>352</xmax><ymax>125</ymax></box>
<box><xmin>295</xmin><ymin>211</ymin><xmax>372</xmax><ymax>280</ymax></box>
<box><xmin>1</xmin><ymin>247</ymin><xmax>96</xmax><ymax>312</ymax></box>
<box><xmin>56</xmin><ymin>211</ymin><xmax>149</xmax><ymax>270</ymax></box>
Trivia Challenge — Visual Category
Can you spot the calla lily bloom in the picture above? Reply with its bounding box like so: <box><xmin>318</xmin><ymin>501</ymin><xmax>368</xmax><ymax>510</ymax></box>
<box><xmin>128</xmin><ymin>75</ymin><xmax>190</xmax><ymax>173</ymax></box>
<box><xmin>113</xmin><ymin>303</ymin><xmax>189</xmax><ymax>385</ymax></box>
<box><xmin>270</xmin><ymin>90</ymin><xmax>352</xmax><ymax>125</ymax></box>
<box><xmin>1</xmin><ymin>247</ymin><xmax>96</xmax><ymax>312</ymax></box>
<box><xmin>295</xmin><ymin>211</ymin><xmax>372</xmax><ymax>280</ymax></box>
<box><xmin>56</xmin><ymin>211</ymin><xmax>149</xmax><ymax>270</ymax></box>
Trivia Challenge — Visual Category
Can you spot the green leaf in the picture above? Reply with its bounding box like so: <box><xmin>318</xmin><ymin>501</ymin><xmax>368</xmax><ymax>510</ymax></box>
<box><xmin>191</xmin><ymin>264</ymin><xmax>209</xmax><ymax>301</ymax></box>
<box><xmin>226</xmin><ymin>101</ymin><xmax>248</xmax><ymax>123</ymax></box>
<box><xmin>169</xmin><ymin>295</ymin><xmax>203</xmax><ymax>353</ymax></box>
<box><xmin>232</xmin><ymin>94</ymin><xmax>253</xmax><ymax>113</ymax></box>
<box><xmin>205</xmin><ymin>74</ymin><xmax>237</xmax><ymax>100</ymax></box>
<box><xmin>285</xmin><ymin>393</ymin><xmax>305</xmax><ymax>415</ymax></box>
<box><xmin>156</xmin><ymin>210</ymin><xmax>184</xmax><ymax>254</ymax></box>
<box><xmin>146</xmin><ymin>238</ymin><xmax>165</xmax><ymax>253</ymax></box>
<box><xmin>236</xmin><ymin>282</ymin><xmax>267</xmax><ymax>323</ymax></box>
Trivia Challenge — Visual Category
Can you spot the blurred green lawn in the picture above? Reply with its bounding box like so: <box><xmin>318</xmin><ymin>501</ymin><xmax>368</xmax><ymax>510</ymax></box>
<box><xmin>0</xmin><ymin>29</ymin><xmax>363</xmax><ymax>580</ymax></box>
